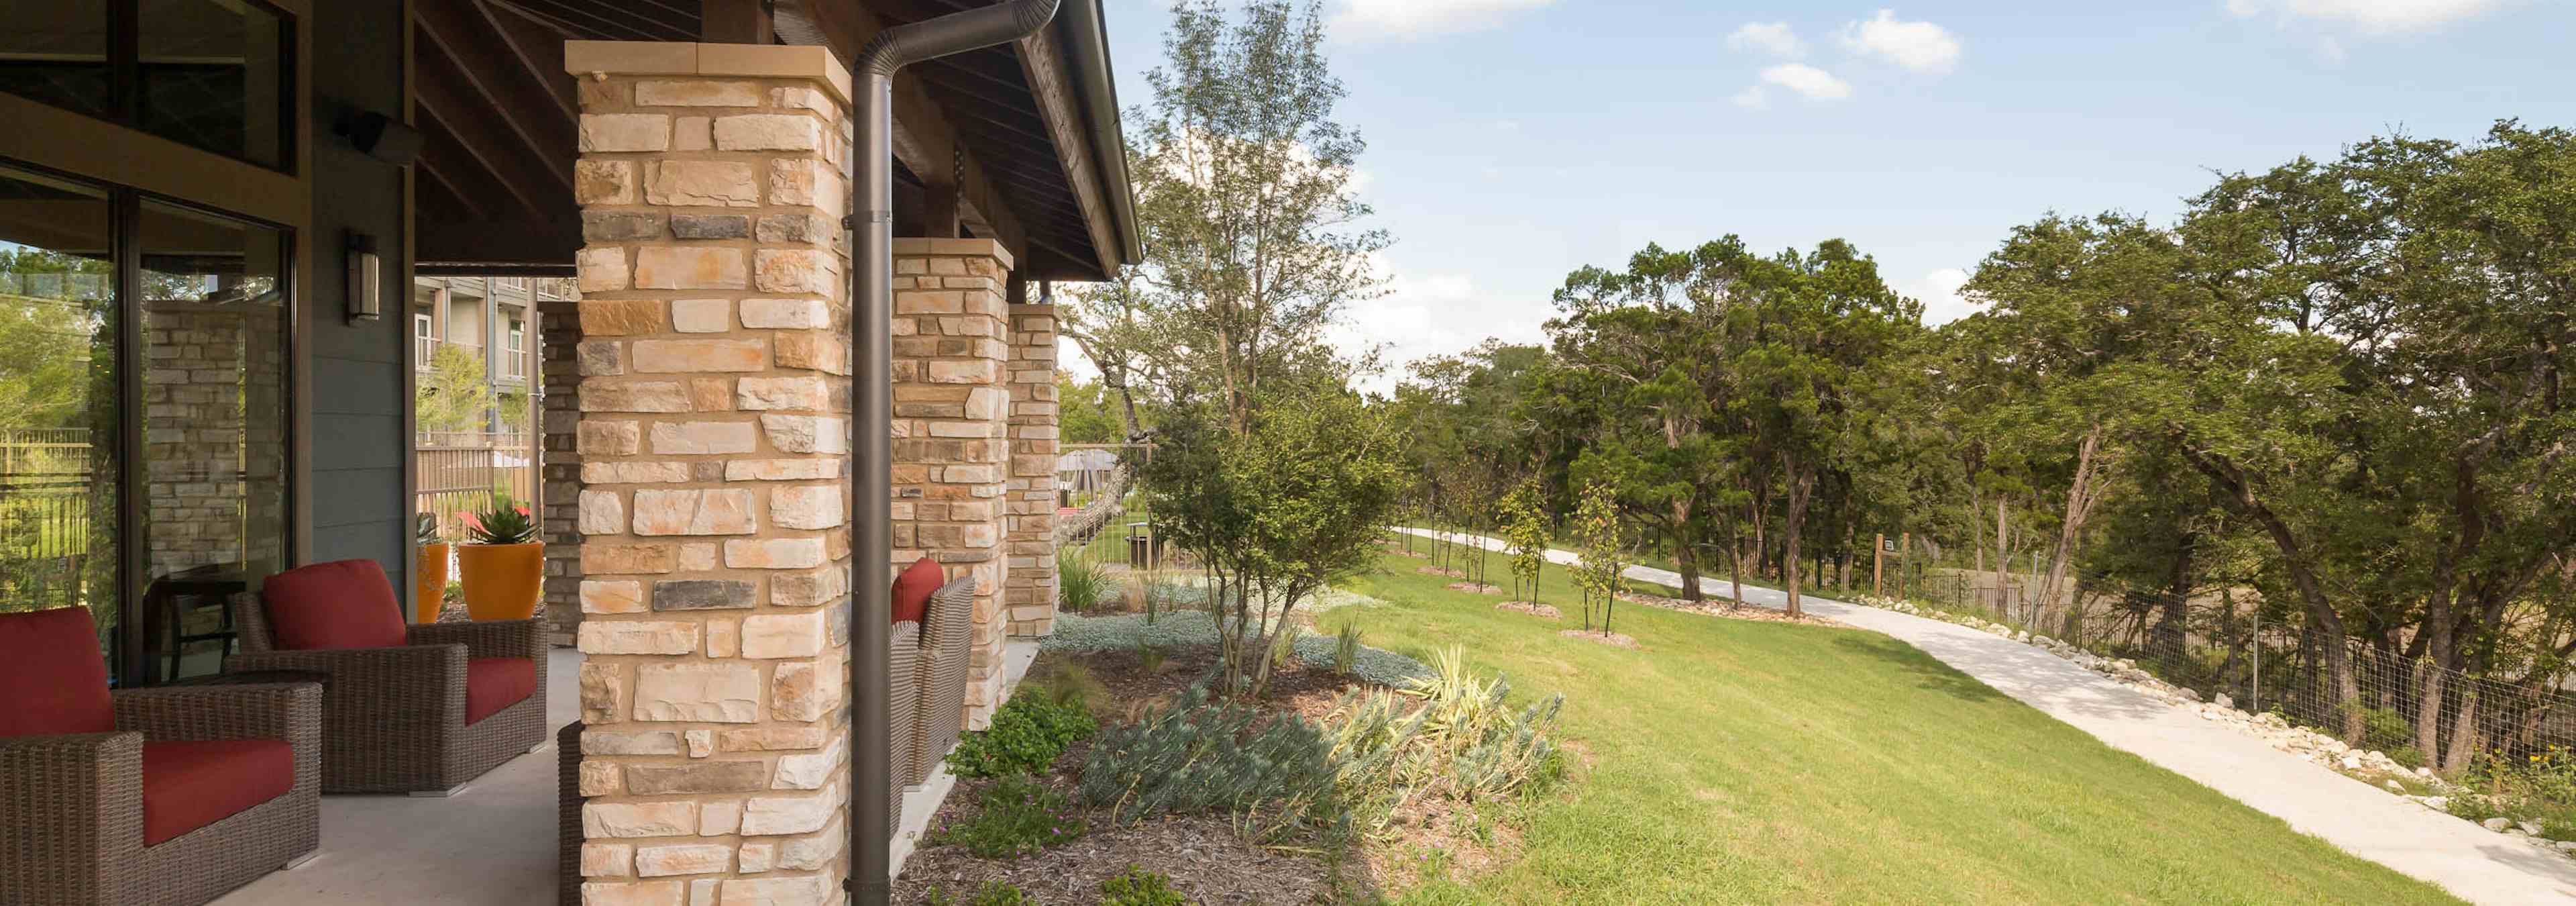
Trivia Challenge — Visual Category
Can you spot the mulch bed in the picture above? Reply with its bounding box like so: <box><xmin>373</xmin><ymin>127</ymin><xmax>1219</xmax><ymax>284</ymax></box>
<box><xmin>1615</xmin><ymin>591</ymin><xmax>1850</xmax><ymax>629</ymax></box>
<box><xmin>1413</xmin><ymin>566</ymin><xmax>1466</xmax><ymax>578</ymax></box>
<box><xmin>900</xmin><ymin>807</ymin><xmax>1338</xmax><ymax>905</ymax></box>
<box><xmin>1445</xmin><ymin>582</ymin><xmax>1501</xmax><ymax>595</ymax></box>
<box><xmin>896</xmin><ymin>644</ymin><xmax>1380</xmax><ymax>904</ymax></box>
<box><xmin>1559</xmin><ymin>629</ymin><xmax>1642</xmax><ymax>649</ymax></box>
<box><xmin>1494</xmin><ymin>600</ymin><xmax>1562</xmax><ymax>619</ymax></box>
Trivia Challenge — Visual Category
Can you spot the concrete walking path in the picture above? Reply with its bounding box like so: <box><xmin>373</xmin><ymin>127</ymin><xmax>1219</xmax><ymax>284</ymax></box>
<box><xmin>1394</xmin><ymin>527</ymin><xmax>2576</xmax><ymax>905</ymax></box>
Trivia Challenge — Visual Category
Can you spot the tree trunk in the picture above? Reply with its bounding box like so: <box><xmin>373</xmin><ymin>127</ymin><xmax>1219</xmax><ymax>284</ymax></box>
<box><xmin>1676</xmin><ymin>537</ymin><xmax>1704</xmax><ymax>601</ymax></box>
<box><xmin>1782</xmin><ymin>466</ymin><xmax>1815</xmax><ymax>619</ymax></box>
<box><xmin>2152</xmin><ymin>529</ymin><xmax>2195</xmax><ymax>658</ymax></box>
<box><xmin>1994</xmin><ymin>497</ymin><xmax>2010</xmax><ymax>615</ymax></box>
<box><xmin>2037</xmin><ymin>425</ymin><xmax>2111</xmax><ymax>631</ymax></box>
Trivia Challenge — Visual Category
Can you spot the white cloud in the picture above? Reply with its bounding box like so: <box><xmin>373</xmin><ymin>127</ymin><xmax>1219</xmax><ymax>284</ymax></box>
<box><xmin>1909</xmin><ymin>268</ymin><xmax>1980</xmax><ymax>324</ymax></box>
<box><xmin>1840</xmin><ymin>9</ymin><xmax>1964</xmax><ymax>74</ymax></box>
<box><xmin>1726</xmin><ymin>21</ymin><xmax>1807</xmax><ymax>58</ymax></box>
<box><xmin>1731</xmin><ymin>86</ymin><xmax>1770</xmax><ymax>110</ymax></box>
<box><xmin>1333</xmin><ymin>0</ymin><xmax>1555</xmax><ymax>40</ymax></box>
<box><xmin>1758</xmin><ymin>64</ymin><xmax>1854</xmax><ymax>101</ymax></box>
<box><xmin>1327</xmin><ymin>258</ymin><xmax>1546</xmax><ymax>393</ymax></box>
<box><xmin>2224</xmin><ymin>0</ymin><xmax>2506</xmax><ymax>28</ymax></box>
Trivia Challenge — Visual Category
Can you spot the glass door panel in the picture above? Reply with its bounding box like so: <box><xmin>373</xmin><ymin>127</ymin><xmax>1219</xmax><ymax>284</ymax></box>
<box><xmin>138</xmin><ymin>199</ymin><xmax>286</xmax><ymax>680</ymax></box>
<box><xmin>0</xmin><ymin>164</ymin><xmax>120</xmax><ymax>680</ymax></box>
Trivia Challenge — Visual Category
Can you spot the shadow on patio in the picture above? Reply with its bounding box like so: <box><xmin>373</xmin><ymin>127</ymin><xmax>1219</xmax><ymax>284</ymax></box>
<box><xmin>215</xmin><ymin>648</ymin><xmax>582</xmax><ymax>905</ymax></box>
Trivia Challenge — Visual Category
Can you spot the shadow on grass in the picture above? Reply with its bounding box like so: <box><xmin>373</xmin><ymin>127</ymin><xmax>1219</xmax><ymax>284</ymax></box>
<box><xmin>1830</xmin><ymin>635</ymin><xmax>2007</xmax><ymax>704</ymax></box>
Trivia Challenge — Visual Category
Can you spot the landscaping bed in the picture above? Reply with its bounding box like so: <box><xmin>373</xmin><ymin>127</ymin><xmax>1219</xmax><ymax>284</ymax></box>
<box><xmin>896</xmin><ymin>607</ymin><xmax>1565</xmax><ymax>905</ymax></box>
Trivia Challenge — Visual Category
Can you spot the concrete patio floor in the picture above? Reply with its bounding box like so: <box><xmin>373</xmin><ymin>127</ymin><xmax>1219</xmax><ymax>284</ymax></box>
<box><xmin>216</xmin><ymin>648</ymin><xmax>581</xmax><ymax>906</ymax></box>
<box><xmin>211</xmin><ymin>639</ymin><xmax>1044</xmax><ymax>903</ymax></box>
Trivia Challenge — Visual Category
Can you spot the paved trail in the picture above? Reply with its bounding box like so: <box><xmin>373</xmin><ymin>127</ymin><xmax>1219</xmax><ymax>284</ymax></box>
<box><xmin>1395</xmin><ymin>527</ymin><xmax>2576</xmax><ymax>905</ymax></box>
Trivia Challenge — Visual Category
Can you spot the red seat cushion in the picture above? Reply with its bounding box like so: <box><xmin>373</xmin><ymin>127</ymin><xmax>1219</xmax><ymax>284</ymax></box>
<box><xmin>892</xmin><ymin>557</ymin><xmax>943</xmax><ymax>625</ymax></box>
<box><xmin>465</xmin><ymin>657</ymin><xmax>536</xmax><ymax>725</ymax></box>
<box><xmin>0</xmin><ymin>606</ymin><xmax>114</xmax><ymax>738</ymax></box>
<box><xmin>262</xmin><ymin>559</ymin><xmax>407</xmax><ymax>651</ymax></box>
<box><xmin>140</xmin><ymin>740</ymin><xmax>292</xmax><ymax>846</ymax></box>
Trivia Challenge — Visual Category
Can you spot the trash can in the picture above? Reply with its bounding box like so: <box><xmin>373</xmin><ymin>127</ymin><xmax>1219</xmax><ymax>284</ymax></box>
<box><xmin>1126</xmin><ymin>522</ymin><xmax>1152</xmax><ymax>567</ymax></box>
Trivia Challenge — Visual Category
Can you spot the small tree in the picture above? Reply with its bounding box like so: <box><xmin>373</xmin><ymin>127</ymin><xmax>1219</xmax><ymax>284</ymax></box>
<box><xmin>1503</xmin><ymin>479</ymin><xmax>1547</xmax><ymax>604</ymax></box>
<box><xmin>1140</xmin><ymin>385</ymin><xmax>1409</xmax><ymax>699</ymax></box>
<box><xmin>1572</xmin><ymin>481</ymin><xmax>1629</xmax><ymax>635</ymax></box>
<box><xmin>415</xmin><ymin>344</ymin><xmax>493</xmax><ymax>434</ymax></box>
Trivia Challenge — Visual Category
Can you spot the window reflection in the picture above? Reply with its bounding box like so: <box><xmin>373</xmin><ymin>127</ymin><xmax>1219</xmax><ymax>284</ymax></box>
<box><xmin>0</xmin><ymin>1</ymin><xmax>114</xmax><ymax>119</ymax></box>
<box><xmin>0</xmin><ymin>165</ymin><xmax>119</xmax><ymax>677</ymax></box>
<box><xmin>139</xmin><ymin>0</ymin><xmax>288</xmax><ymax>166</ymax></box>
<box><xmin>140</xmin><ymin>200</ymin><xmax>286</xmax><ymax>679</ymax></box>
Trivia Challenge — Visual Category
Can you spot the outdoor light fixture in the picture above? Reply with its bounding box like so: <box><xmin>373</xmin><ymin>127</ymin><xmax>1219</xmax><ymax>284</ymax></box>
<box><xmin>345</xmin><ymin>231</ymin><xmax>381</xmax><ymax>323</ymax></box>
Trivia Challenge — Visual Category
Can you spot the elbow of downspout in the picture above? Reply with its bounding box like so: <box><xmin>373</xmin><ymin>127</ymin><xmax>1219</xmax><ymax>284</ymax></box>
<box><xmin>857</xmin><ymin>0</ymin><xmax>1063</xmax><ymax>77</ymax></box>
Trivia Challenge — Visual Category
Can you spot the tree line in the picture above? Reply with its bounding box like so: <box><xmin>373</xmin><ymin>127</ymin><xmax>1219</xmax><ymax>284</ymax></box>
<box><xmin>1392</xmin><ymin>122</ymin><xmax>2576</xmax><ymax>765</ymax></box>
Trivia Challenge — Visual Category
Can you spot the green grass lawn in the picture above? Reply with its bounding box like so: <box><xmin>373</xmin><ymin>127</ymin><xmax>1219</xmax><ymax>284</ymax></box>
<box><xmin>1323</xmin><ymin>543</ymin><xmax>2459</xmax><ymax>905</ymax></box>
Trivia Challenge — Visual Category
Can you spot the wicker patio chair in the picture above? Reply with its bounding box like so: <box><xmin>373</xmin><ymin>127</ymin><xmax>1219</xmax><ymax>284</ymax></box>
<box><xmin>1</xmin><ymin>606</ymin><xmax>322</xmax><ymax>906</ymax></box>
<box><xmin>225</xmin><ymin>559</ymin><xmax>547</xmax><ymax>795</ymax></box>
<box><xmin>889</xmin><ymin>620</ymin><xmax>922</xmax><ymax>834</ymax></box>
<box><xmin>556</xmin><ymin>720</ymin><xmax>584</xmax><ymax>906</ymax></box>
<box><xmin>906</xmin><ymin>574</ymin><xmax>977</xmax><ymax>787</ymax></box>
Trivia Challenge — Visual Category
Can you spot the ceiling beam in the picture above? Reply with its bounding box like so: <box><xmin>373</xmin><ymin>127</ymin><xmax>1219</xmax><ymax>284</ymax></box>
<box><xmin>417</xmin><ymin>1</ymin><xmax>576</xmax><ymax>195</ymax></box>
<box><xmin>475</xmin><ymin>0</ymin><xmax>580</xmax><ymax>121</ymax></box>
<box><xmin>780</xmin><ymin>0</ymin><xmax>1029</xmax><ymax>257</ymax></box>
<box><xmin>1010</xmin><ymin>27</ymin><xmax>1121</xmax><ymax>279</ymax></box>
<box><xmin>415</xmin><ymin>43</ymin><xmax>559</xmax><ymax>217</ymax></box>
<box><xmin>700</xmin><ymin>0</ymin><xmax>773</xmax><ymax>43</ymax></box>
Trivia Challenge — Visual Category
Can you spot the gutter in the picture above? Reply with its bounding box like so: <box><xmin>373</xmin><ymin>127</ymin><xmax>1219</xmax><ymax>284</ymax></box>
<box><xmin>847</xmin><ymin>3</ymin><xmax>1064</xmax><ymax>904</ymax></box>
<box><xmin>1057</xmin><ymin>0</ymin><xmax>1142</xmax><ymax>268</ymax></box>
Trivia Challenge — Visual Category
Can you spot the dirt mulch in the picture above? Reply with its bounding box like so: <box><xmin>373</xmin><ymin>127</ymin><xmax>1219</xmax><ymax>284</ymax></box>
<box><xmin>1493</xmin><ymin>600</ymin><xmax>1562</xmax><ymax>619</ymax></box>
<box><xmin>1384</xmin><ymin>546</ymin><xmax>1430</xmax><ymax>559</ymax></box>
<box><xmin>1559</xmin><ymin>629</ymin><xmax>1642</xmax><ymax>649</ymax></box>
<box><xmin>1444</xmin><ymin>582</ymin><xmax>1501</xmax><ymax>595</ymax></box>
<box><xmin>1615</xmin><ymin>591</ymin><xmax>1851</xmax><ymax>629</ymax></box>
<box><xmin>900</xmin><ymin>807</ymin><xmax>1339</xmax><ymax>905</ymax></box>
<box><xmin>1413</xmin><ymin>566</ymin><xmax>1466</xmax><ymax>578</ymax></box>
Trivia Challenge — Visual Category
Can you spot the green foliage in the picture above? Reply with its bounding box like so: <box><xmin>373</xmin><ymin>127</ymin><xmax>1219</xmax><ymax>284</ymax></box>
<box><xmin>1502</xmin><ymin>479</ymin><xmax>1549</xmax><ymax>603</ymax></box>
<box><xmin>924</xmin><ymin>880</ymin><xmax>1038</xmax><ymax>906</ymax></box>
<box><xmin>1571</xmin><ymin>481</ymin><xmax>1628</xmax><ymax>634</ymax></box>
<box><xmin>1025</xmin><ymin>660</ymin><xmax>1112</xmax><ymax>719</ymax></box>
<box><xmin>928</xmin><ymin>775</ymin><xmax>1085</xmax><ymax>858</ymax></box>
<box><xmin>414</xmin><ymin>342</ymin><xmax>494</xmax><ymax>434</ymax></box>
<box><xmin>947</xmin><ymin>693</ymin><xmax>1098</xmax><ymax>779</ymax></box>
<box><xmin>1333</xmin><ymin>621</ymin><xmax>1362</xmax><ymax>677</ymax></box>
<box><xmin>1057</xmin><ymin>372</ymin><xmax>1126</xmax><ymax>444</ymax></box>
<box><xmin>415</xmin><ymin>512</ymin><xmax>443</xmax><ymax>546</ymax></box>
<box><xmin>1077</xmin><ymin>685</ymin><xmax>1348</xmax><ymax>842</ymax></box>
<box><xmin>1059</xmin><ymin>553</ymin><xmax>1110</xmax><ymax>613</ymax></box>
<box><xmin>1097</xmin><ymin>866</ymin><xmax>1188</xmax><ymax>906</ymax></box>
<box><xmin>1138</xmin><ymin>385</ymin><xmax>1411</xmax><ymax>699</ymax></box>
<box><xmin>1322</xmin><ymin>646</ymin><xmax>1564</xmax><ymax>838</ymax></box>
<box><xmin>464</xmin><ymin>491</ymin><xmax>535</xmax><ymax>545</ymax></box>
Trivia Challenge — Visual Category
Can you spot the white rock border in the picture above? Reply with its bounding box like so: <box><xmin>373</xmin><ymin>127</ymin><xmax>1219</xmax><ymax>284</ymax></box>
<box><xmin>1845</xmin><ymin>593</ymin><xmax>2576</xmax><ymax>857</ymax></box>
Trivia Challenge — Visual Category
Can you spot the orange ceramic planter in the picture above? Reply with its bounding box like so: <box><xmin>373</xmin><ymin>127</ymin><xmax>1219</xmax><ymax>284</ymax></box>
<box><xmin>458</xmin><ymin>542</ymin><xmax>543</xmax><ymax>621</ymax></box>
<box><xmin>413</xmin><ymin>544</ymin><xmax>451</xmax><ymax>623</ymax></box>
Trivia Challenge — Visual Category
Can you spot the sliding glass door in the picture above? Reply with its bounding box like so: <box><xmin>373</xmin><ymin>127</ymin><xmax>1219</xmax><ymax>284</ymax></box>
<box><xmin>0</xmin><ymin>160</ymin><xmax>290</xmax><ymax>685</ymax></box>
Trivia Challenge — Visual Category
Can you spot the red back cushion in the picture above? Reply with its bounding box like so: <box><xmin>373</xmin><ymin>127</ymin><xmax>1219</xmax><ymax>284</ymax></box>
<box><xmin>262</xmin><ymin>559</ymin><xmax>407</xmax><ymax>651</ymax></box>
<box><xmin>892</xmin><ymin>557</ymin><xmax>943</xmax><ymax>625</ymax></box>
<box><xmin>0</xmin><ymin>606</ymin><xmax>114</xmax><ymax>738</ymax></box>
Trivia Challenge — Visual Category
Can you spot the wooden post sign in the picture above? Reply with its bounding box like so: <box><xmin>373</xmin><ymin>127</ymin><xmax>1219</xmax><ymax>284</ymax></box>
<box><xmin>1873</xmin><ymin>533</ymin><xmax>1886</xmax><ymax>597</ymax></box>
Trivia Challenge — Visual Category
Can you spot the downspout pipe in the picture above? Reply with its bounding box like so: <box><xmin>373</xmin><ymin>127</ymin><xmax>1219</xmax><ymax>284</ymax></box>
<box><xmin>849</xmin><ymin>1</ymin><xmax>1061</xmax><ymax>903</ymax></box>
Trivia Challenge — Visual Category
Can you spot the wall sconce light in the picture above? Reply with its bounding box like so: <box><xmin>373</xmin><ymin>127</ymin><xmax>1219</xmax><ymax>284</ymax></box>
<box><xmin>345</xmin><ymin>232</ymin><xmax>381</xmax><ymax>323</ymax></box>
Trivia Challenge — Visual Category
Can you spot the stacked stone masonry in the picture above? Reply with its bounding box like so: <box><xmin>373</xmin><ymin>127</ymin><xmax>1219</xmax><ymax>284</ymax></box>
<box><xmin>566</xmin><ymin>44</ymin><xmax>857</xmax><ymax>906</ymax></box>
<box><xmin>1003</xmin><ymin>303</ymin><xmax>1059</xmax><ymax>638</ymax></box>
<box><xmin>891</xmin><ymin>238</ymin><xmax>1020</xmax><ymax>729</ymax></box>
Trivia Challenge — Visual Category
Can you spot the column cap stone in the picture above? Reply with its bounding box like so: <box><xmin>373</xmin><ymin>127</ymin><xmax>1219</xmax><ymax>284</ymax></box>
<box><xmin>892</xmin><ymin>237</ymin><xmax>1015</xmax><ymax>273</ymax></box>
<box><xmin>566</xmin><ymin>41</ymin><xmax>853</xmax><ymax>108</ymax></box>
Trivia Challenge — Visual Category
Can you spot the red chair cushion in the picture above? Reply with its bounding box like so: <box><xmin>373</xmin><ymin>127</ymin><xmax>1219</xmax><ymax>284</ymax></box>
<box><xmin>465</xmin><ymin>657</ymin><xmax>536</xmax><ymax>725</ymax></box>
<box><xmin>261</xmin><ymin>559</ymin><xmax>407</xmax><ymax>651</ymax></box>
<box><xmin>892</xmin><ymin>557</ymin><xmax>943</xmax><ymax>625</ymax></box>
<box><xmin>140</xmin><ymin>740</ymin><xmax>293</xmax><ymax>846</ymax></box>
<box><xmin>0</xmin><ymin>606</ymin><xmax>114</xmax><ymax>738</ymax></box>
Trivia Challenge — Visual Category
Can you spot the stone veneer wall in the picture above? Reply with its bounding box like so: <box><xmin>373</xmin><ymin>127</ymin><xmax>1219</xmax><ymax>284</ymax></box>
<box><xmin>890</xmin><ymin>239</ymin><xmax>1014</xmax><ymax>728</ymax></box>
<box><xmin>1003</xmin><ymin>303</ymin><xmax>1059</xmax><ymax>638</ymax></box>
<box><xmin>540</xmin><ymin>292</ymin><xmax>583</xmax><ymax>644</ymax></box>
<box><xmin>144</xmin><ymin>303</ymin><xmax>287</xmax><ymax>582</ymax></box>
<box><xmin>564</xmin><ymin>42</ymin><xmax>855</xmax><ymax>906</ymax></box>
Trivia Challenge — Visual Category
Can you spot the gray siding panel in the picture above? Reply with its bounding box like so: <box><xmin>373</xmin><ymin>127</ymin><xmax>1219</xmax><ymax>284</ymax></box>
<box><xmin>309</xmin><ymin>414</ymin><xmax>402</xmax><ymax>471</ymax></box>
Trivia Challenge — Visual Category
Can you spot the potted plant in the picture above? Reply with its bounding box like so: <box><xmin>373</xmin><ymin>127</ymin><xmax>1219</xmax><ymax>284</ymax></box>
<box><xmin>456</xmin><ymin>491</ymin><xmax>542</xmax><ymax>621</ymax></box>
<box><xmin>413</xmin><ymin>513</ymin><xmax>449</xmax><ymax>624</ymax></box>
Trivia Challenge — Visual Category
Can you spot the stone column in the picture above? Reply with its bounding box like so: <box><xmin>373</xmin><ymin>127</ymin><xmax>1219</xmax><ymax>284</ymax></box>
<box><xmin>539</xmin><ymin>288</ymin><xmax>584</xmax><ymax>645</ymax></box>
<box><xmin>565</xmin><ymin>41</ymin><xmax>855</xmax><ymax>906</ymax></box>
<box><xmin>1004</xmin><ymin>303</ymin><xmax>1059</xmax><ymax>637</ymax></box>
<box><xmin>890</xmin><ymin>238</ymin><xmax>1012</xmax><ymax>728</ymax></box>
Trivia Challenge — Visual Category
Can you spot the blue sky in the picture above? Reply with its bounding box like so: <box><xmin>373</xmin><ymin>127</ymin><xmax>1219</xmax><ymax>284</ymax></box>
<box><xmin>1087</xmin><ymin>0</ymin><xmax>2574</xmax><ymax>381</ymax></box>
